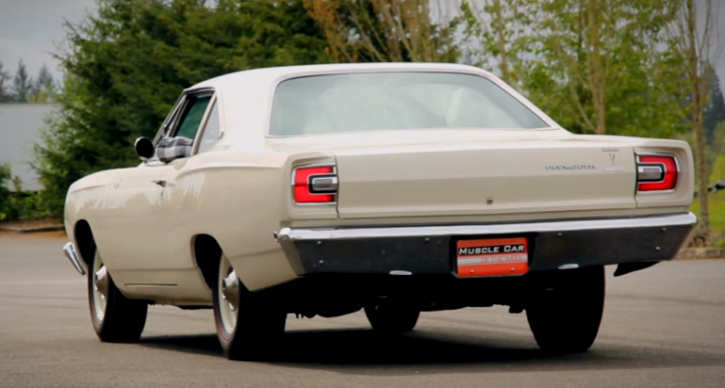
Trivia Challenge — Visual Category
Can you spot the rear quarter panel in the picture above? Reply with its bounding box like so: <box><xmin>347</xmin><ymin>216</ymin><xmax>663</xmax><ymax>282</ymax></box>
<box><xmin>170</xmin><ymin>148</ymin><xmax>336</xmax><ymax>292</ymax></box>
<box><xmin>578</xmin><ymin>135</ymin><xmax>695</xmax><ymax>211</ymax></box>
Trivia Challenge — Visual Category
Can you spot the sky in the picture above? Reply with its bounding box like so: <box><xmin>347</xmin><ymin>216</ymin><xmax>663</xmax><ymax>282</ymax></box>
<box><xmin>0</xmin><ymin>0</ymin><xmax>97</xmax><ymax>80</ymax></box>
<box><xmin>0</xmin><ymin>0</ymin><xmax>724</xmax><ymax>91</ymax></box>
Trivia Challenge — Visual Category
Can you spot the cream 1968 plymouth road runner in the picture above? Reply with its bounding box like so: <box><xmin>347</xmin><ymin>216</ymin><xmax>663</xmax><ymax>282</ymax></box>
<box><xmin>62</xmin><ymin>62</ymin><xmax>697</xmax><ymax>361</ymax></box>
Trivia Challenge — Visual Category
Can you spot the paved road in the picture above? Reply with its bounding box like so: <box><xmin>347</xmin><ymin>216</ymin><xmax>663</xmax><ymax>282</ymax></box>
<box><xmin>1</xmin><ymin>232</ymin><xmax>724</xmax><ymax>388</ymax></box>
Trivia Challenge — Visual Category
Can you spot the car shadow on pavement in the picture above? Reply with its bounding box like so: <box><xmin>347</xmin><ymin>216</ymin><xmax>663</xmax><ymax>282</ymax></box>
<box><xmin>138</xmin><ymin>327</ymin><xmax>725</xmax><ymax>375</ymax></box>
<box><xmin>139</xmin><ymin>333</ymin><xmax>223</xmax><ymax>357</ymax></box>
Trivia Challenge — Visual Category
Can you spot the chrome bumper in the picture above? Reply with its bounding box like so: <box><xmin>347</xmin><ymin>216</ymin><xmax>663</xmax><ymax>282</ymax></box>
<box><xmin>63</xmin><ymin>242</ymin><xmax>87</xmax><ymax>276</ymax></box>
<box><xmin>275</xmin><ymin>212</ymin><xmax>697</xmax><ymax>276</ymax></box>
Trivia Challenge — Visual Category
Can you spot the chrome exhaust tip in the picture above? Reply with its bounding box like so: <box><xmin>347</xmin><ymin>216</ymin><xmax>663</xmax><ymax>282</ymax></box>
<box><xmin>63</xmin><ymin>242</ymin><xmax>86</xmax><ymax>276</ymax></box>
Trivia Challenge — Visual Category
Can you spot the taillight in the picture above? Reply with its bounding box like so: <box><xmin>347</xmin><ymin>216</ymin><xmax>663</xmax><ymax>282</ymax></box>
<box><xmin>292</xmin><ymin>165</ymin><xmax>338</xmax><ymax>204</ymax></box>
<box><xmin>636</xmin><ymin>155</ymin><xmax>678</xmax><ymax>192</ymax></box>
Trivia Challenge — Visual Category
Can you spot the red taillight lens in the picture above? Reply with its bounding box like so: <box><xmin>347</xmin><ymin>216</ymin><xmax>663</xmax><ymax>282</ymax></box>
<box><xmin>637</xmin><ymin>155</ymin><xmax>678</xmax><ymax>192</ymax></box>
<box><xmin>293</xmin><ymin>165</ymin><xmax>337</xmax><ymax>203</ymax></box>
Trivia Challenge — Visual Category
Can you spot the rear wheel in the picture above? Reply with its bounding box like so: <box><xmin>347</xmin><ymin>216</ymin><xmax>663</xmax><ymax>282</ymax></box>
<box><xmin>87</xmin><ymin>242</ymin><xmax>148</xmax><ymax>343</ymax></box>
<box><xmin>525</xmin><ymin>265</ymin><xmax>605</xmax><ymax>353</ymax></box>
<box><xmin>212</xmin><ymin>253</ymin><xmax>287</xmax><ymax>361</ymax></box>
<box><xmin>364</xmin><ymin>299</ymin><xmax>420</xmax><ymax>334</ymax></box>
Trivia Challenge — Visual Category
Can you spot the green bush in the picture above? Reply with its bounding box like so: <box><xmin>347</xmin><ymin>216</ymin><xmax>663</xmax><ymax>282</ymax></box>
<box><xmin>711</xmin><ymin>154</ymin><xmax>725</xmax><ymax>184</ymax></box>
<box><xmin>691</xmin><ymin>192</ymin><xmax>725</xmax><ymax>241</ymax></box>
<box><xmin>3</xmin><ymin>191</ymin><xmax>52</xmax><ymax>221</ymax></box>
<box><xmin>0</xmin><ymin>164</ymin><xmax>52</xmax><ymax>221</ymax></box>
<box><xmin>0</xmin><ymin>163</ymin><xmax>10</xmax><ymax>220</ymax></box>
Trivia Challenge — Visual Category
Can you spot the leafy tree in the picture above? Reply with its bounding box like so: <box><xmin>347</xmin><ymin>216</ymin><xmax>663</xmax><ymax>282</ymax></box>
<box><xmin>661</xmin><ymin>0</ymin><xmax>722</xmax><ymax>239</ymax></box>
<box><xmin>34</xmin><ymin>0</ymin><xmax>331</xmax><ymax>216</ymax></box>
<box><xmin>302</xmin><ymin>0</ymin><xmax>461</xmax><ymax>63</ymax></box>
<box><xmin>11</xmin><ymin>60</ymin><xmax>33</xmax><ymax>102</ymax></box>
<box><xmin>461</xmin><ymin>0</ymin><xmax>686</xmax><ymax>138</ymax></box>
<box><xmin>461</xmin><ymin>0</ymin><xmax>535</xmax><ymax>89</ymax></box>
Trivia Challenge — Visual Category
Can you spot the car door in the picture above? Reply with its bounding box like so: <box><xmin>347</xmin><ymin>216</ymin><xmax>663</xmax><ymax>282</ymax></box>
<box><xmin>100</xmin><ymin>90</ymin><xmax>214</xmax><ymax>276</ymax></box>
<box><xmin>163</xmin><ymin>95</ymin><xmax>224</xmax><ymax>269</ymax></box>
<box><xmin>93</xmin><ymin>94</ymin><xmax>185</xmax><ymax>272</ymax></box>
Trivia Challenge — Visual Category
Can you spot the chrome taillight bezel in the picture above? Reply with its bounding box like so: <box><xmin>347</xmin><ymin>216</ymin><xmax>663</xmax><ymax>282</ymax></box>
<box><xmin>635</xmin><ymin>153</ymin><xmax>680</xmax><ymax>194</ymax></box>
<box><xmin>291</xmin><ymin>164</ymin><xmax>338</xmax><ymax>205</ymax></box>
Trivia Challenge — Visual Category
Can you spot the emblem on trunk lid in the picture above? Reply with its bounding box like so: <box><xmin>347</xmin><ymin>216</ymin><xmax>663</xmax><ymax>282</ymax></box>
<box><xmin>604</xmin><ymin>152</ymin><xmax>624</xmax><ymax>172</ymax></box>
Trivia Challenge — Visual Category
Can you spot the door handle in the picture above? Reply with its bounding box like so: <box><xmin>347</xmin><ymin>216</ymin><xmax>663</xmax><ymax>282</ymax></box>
<box><xmin>152</xmin><ymin>180</ymin><xmax>166</xmax><ymax>187</ymax></box>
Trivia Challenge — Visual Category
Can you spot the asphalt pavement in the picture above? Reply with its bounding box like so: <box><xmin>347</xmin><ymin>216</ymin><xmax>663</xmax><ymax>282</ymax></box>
<box><xmin>1</xmin><ymin>232</ymin><xmax>724</xmax><ymax>388</ymax></box>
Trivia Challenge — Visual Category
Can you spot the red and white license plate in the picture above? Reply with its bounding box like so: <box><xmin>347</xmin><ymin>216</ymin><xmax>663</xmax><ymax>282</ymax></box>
<box><xmin>455</xmin><ymin>237</ymin><xmax>529</xmax><ymax>277</ymax></box>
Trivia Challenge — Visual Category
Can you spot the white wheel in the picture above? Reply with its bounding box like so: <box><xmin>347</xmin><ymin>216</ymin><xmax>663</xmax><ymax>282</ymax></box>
<box><xmin>86</xmin><ymin>239</ymin><xmax>147</xmax><ymax>343</ymax></box>
<box><xmin>91</xmin><ymin>250</ymin><xmax>108</xmax><ymax>323</ymax></box>
<box><xmin>217</xmin><ymin>255</ymin><xmax>239</xmax><ymax>335</ymax></box>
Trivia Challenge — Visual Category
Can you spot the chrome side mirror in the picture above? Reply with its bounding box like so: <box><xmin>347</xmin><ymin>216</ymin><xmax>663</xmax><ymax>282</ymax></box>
<box><xmin>134</xmin><ymin>137</ymin><xmax>154</xmax><ymax>160</ymax></box>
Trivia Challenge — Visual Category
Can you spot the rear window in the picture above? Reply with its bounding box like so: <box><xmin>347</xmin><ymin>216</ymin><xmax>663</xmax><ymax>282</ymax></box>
<box><xmin>269</xmin><ymin>72</ymin><xmax>549</xmax><ymax>136</ymax></box>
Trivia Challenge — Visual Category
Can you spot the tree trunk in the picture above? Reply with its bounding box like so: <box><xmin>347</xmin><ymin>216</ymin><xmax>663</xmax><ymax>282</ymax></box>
<box><xmin>694</xmin><ymin>101</ymin><xmax>710</xmax><ymax>239</ymax></box>
<box><xmin>686</xmin><ymin>0</ymin><xmax>710</xmax><ymax>238</ymax></box>
<box><xmin>587</xmin><ymin>0</ymin><xmax>606</xmax><ymax>134</ymax></box>
<box><xmin>492</xmin><ymin>0</ymin><xmax>511</xmax><ymax>83</ymax></box>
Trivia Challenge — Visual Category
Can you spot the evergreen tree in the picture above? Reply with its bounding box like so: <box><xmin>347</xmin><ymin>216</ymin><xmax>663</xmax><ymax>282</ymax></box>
<box><xmin>11</xmin><ymin>60</ymin><xmax>33</xmax><ymax>102</ymax></box>
<box><xmin>34</xmin><ymin>0</ymin><xmax>330</xmax><ymax>216</ymax></box>
<box><xmin>29</xmin><ymin>64</ymin><xmax>55</xmax><ymax>102</ymax></box>
<box><xmin>0</xmin><ymin>60</ymin><xmax>12</xmax><ymax>102</ymax></box>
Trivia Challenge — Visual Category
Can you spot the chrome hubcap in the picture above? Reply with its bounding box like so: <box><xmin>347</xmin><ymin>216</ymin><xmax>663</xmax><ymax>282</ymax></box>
<box><xmin>218</xmin><ymin>255</ymin><xmax>238</xmax><ymax>333</ymax></box>
<box><xmin>95</xmin><ymin>266</ymin><xmax>109</xmax><ymax>300</ymax></box>
<box><xmin>222</xmin><ymin>270</ymin><xmax>240</xmax><ymax>311</ymax></box>
<box><xmin>92</xmin><ymin>252</ymin><xmax>108</xmax><ymax>322</ymax></box>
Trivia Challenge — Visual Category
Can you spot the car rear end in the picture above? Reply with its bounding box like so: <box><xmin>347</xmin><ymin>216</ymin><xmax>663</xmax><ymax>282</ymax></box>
<box><xmin>274</xmin><ymin>133</ymin><xmax>695</xmax><ymax>280</ymax></box>
<box><xmin>269</xmin><ymin>134</ymin><xmax>695</xmax><ymax>353</ymax></box>
<box><xmin>260</xmin><ymin>66</ymin><xmax>697</xmax><ymax>353</ymax></box>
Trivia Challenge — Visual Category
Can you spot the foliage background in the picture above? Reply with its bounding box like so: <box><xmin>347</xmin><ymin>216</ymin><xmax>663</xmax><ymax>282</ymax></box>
<box><xmin>0</xmin><ymin>0</ymin><xmax>723</xmax><ymax>240</ymax></box>
<box><xmin>31</xmin><ymin>0</ymin><xmax>331</xmax><ymax>216</ymax></box>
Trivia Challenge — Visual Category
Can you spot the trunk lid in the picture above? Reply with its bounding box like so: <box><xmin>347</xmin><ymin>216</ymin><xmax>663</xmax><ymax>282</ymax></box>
<box><xmin>270</xmin><ymin>130</ymin><xmax>638</xmax><ymax>219</ymax></box>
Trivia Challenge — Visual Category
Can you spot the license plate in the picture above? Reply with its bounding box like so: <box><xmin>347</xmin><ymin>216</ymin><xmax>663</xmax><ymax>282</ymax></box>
<box><xmin>455</xmin><ymin>237</ymin><xmax>529</xmax><ymax>277</ymax></box>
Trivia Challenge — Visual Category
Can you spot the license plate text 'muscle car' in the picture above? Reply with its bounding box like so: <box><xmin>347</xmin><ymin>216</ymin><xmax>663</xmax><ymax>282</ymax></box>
<box><xmin>456</xmin><ymin>237</ymin><xmax>529</xmax><ymax>277</ymax></box>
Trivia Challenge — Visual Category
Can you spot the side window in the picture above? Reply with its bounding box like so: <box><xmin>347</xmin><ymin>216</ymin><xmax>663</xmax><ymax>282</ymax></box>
<box><xmin>197</xmin><ymin>101</ymin><xmax>221</xmax><ymax>154</ymax></box>
<box><xmin>153</xmin><ymin>93</ymin><xmax>212</xmax><ymax>164</ymax></box>
<box><xmin>152</xmin><ymin>94</ymin><xmax>185</xmax><ymax>145</ymax></box>
<box><xmin>173</xmin><ymin>94</ymin><xmax>213</xmax><ymax>139</ymax></box>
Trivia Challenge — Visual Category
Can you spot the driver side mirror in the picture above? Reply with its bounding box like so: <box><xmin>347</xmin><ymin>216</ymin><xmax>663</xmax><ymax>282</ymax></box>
<box><xmin>134</xmin><ymin>137</ymin><xmax>155</xmax><ymax>160</ymax></box>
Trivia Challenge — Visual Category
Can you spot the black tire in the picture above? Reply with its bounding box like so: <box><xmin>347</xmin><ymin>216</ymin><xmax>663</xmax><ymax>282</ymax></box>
<box><xmin>525</xmin><ymin>265</ymin><xmax>606</xmax><ymax>353</ymax></box>
<box><xmin>212</xmin><ymin>254</ymin><xmax>286</xmax><ymax>361</ymax></box>
<box><xmin>87</xmin><ymin>240</ymin><xmax>148</xmax><ymax>343</ymax></box>
<box><xmin>364</xmin><ymin>300</ymin><xmax>420</xmax><ymax>334</ymax></box>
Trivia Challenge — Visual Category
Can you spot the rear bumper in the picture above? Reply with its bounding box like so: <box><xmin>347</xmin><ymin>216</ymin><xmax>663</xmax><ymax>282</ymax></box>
<box><xmin>275</xmin><ymin>212</ymin><xmax>697</xmax><ymax>277</ymax></box>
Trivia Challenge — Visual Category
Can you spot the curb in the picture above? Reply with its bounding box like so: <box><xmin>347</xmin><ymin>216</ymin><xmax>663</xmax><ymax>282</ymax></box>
<box><xmin>675</xmin><ymin>248</ymin><xmax>725</xmax><ymax>260</ymax></box>
<box><xmin>0</xmin><ymin>225</ymin><xmax>65</xmax><ymax>233</ymax></box>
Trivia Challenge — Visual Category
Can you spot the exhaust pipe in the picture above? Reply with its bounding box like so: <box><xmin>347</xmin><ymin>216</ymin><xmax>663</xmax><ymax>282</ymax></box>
<box><xmin>63</xmin><ymin>242</ymin><xmax>86</xmax><ymax>276</ymax></box>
